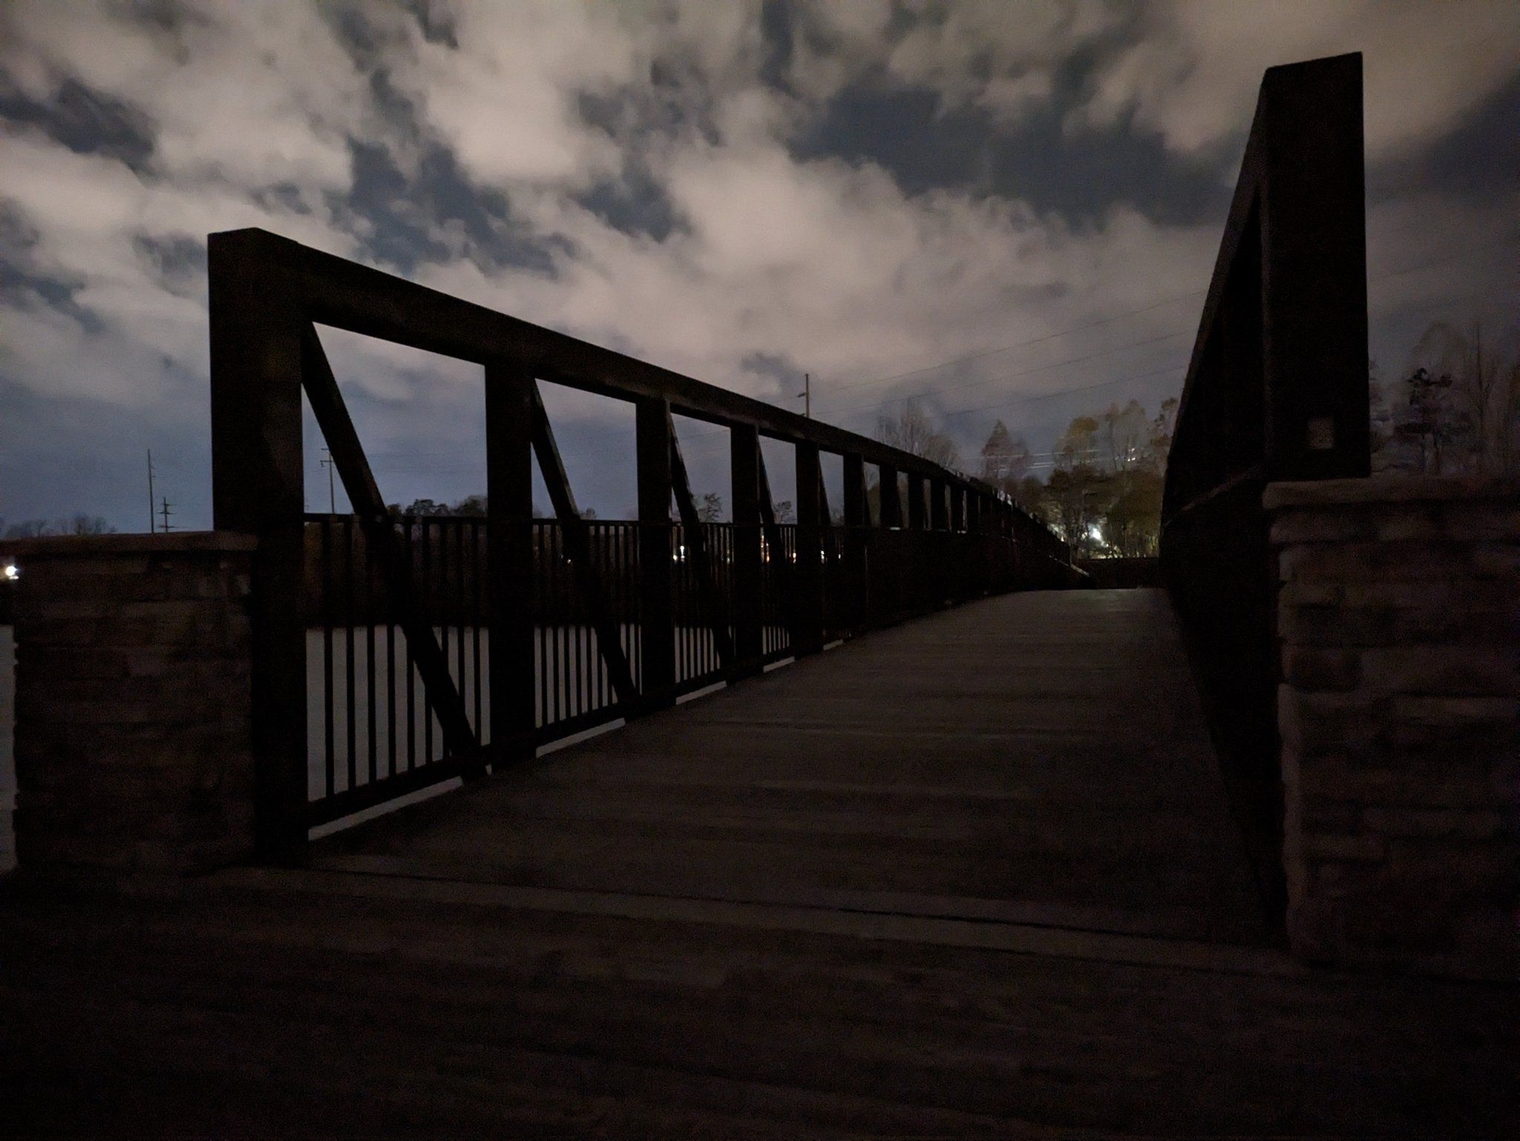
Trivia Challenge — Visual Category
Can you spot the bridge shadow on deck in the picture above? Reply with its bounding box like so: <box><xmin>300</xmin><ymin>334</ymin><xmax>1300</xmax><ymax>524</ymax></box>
<box><xmin>3</xmin><ymin>590</ymin><xmax>1515</xmax><ymax>1138</ymax></box>
<box><xmin>318</xmin><ymin>589</ymin><xmax>1270</xmax><ymax>946</ymax></box>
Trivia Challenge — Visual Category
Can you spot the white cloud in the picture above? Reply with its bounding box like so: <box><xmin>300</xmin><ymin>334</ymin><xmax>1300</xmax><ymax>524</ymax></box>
<box><xmin>389</xmin><ymin>1</ymin><xmax>634</xmax><ymax>187</ymax></box>
<box><xmin>0</xmin><ymin>0</ymin><xmax>1512</xmax><ymax>518</ymax></box>
<box><xmin>1076</xmin><ymin>0</ymin><xmax>1520</xmax><ymax>158</ymax></box>
<box><xmin>0</xmin><ymin>118</ymin><xmax>360</xmax><ymax>403</ymax></box>
<box><xmin>0</xmin><ymin>0</ymin><xmax>392</xmax><ymax>406</ymax></box>
<box><xmin>788</xmin><ymin>0</ymin><xmax>1117</xmax><ymax>123</ymax></box>
<box><xmin>1</xmin><ymin>0</ymin><xmax>377</xmax><ymax>191</ymax></box>
<box><xmin>413</xmin><ymin>128</ymin><xmax>1221</xmax><ymax>453</ymax></box>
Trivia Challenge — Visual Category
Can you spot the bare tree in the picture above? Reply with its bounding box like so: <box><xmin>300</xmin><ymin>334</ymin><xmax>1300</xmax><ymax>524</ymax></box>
<box><xmin>876</xmin><ymin>400</ymin><xmax>960</xmax><ymax>471</ymax></box>
<box><xmin>1394</xmin><ymin>367</ymin><xmax>1465</xmax><ymax>473</ymax></box>
<box><xmin>1402</xmin><ymin>319</ymin><xmax>1520</xmax><ymax>474</ymax></box>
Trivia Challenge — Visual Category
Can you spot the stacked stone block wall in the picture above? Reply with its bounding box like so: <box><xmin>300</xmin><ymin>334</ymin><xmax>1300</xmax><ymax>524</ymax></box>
<box><xmin>1267</xmin><ymin>476</ymin><xmax>1518</xmax><ymax>980</ymax></box>
<box><xmin>0</xmin><ymin>533</ymin><xmax>257</xmax><ymax>878</ymax></box>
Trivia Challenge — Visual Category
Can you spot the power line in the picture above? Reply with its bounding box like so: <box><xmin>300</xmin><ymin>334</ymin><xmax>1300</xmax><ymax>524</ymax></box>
<box><xmin>816</xmin><ymin>328</ymin><xmax>1191</xmax><ymax>418</ymax></box>
<box><xmin>1368</xmin><ymin>233</ymin><xmax>1520</xmax><ymax>283</ymax></box>
<box><xmin>792</xmin><ymin>233</ymin><xmax>1517</xmax><ymax>405</ymax></box>
<box><xmin>815</xmin><ymin>287</ymin><xmax>1207</xmax><ymax>398</ymax></box>
<box><xmin>945</xmin><ymin>360</ymin><xmax>1189</xmax><ymax>422</ymax></box>
<box><xmin>323</xmin><ymin>242</ymin><xmax>1518</xmax><ymax>482</ymax></box>
<box><xmin>802</xmin><ymin>242</ymin><xmax>1520</xmax><ymax>426</ymax></box>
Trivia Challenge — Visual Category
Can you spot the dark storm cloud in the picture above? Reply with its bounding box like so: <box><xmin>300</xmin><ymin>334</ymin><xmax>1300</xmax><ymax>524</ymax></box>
<box><xmin>0</xmin><ymin>73</ymin><xmax>157</xmax><ymax>173</ymax></box>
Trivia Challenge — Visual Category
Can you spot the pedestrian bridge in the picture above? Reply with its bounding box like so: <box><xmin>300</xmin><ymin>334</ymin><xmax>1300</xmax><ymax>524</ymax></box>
<box><xmin>1</xmin><ymin>53</ymin><xmax>1515</xmax><ymax>1138</ymax></box>
<box><xmin>5</xmin><ymin>587</ymin><xmax>1511</xmax><ymax>1137</ymax></box>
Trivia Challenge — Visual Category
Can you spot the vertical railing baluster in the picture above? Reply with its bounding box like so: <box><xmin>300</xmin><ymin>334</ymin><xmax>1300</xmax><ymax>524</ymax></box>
<box><xmin>421</xmin><ymin>519</ymin><xmax>433</xmax><ymax>764</ymax></box>
<box><xmin>344</xmin><ymin>515</ymin><xmax>357</xmax><ymax>792</ymax></box>
<box><xmin>322</xmin><ymin>516</ymin><xmax>334</xmax><ymax>801</ymax></box>
<box><xmin>573</xmin><ymin>555</ymin><xmax>584</xmax><ymax>716</ymax></box>
<box><xmin>454</xmin><ymin>519</ymin><xmax>466</xmax><ymax>736</ymax></box>
<box><xmin>636</xmin><ymin>398</ymin><xmax>675</xmax><ymax>707</ymax></box>
<box><xmin>472</xmin><ymin>518</ymin><xmax>482</xmax><ymax>742</ymax></box>
<box><xmin>438</xmin><ymin>518</ymin><xmax>449</xmax><ymax>755</ymax></box>
<box><xmin>551</xmin><ymin>527</ymin><xmax>561</xmax><ymax>724</ymax></box>
<box><xmin>386</xmin><ymin>516</ymin><xmax>396</xmax><ymax>778</ymax></box>
<box><xmin>365</xmin><ymin>519</ymin><xmax>377</xmax><ymax>787</ymax></box>
<box><xmin>405</xmin><ymin>518</ymin><xmax>416</xmax><ymax>772</ymax></box>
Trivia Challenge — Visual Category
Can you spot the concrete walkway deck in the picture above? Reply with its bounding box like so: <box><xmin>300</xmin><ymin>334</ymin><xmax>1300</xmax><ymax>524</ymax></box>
<box><xmin>2</xmin><ymin>590</ymin><xmax>1515</xmax><ymax>1137</ymax></box>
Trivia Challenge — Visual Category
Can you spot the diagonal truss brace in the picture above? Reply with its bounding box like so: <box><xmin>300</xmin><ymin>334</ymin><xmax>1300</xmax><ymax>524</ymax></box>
<box><xmin>299</xmin><ymin>326</ymin><xmax>483</xmax><ymax>774</ymax></box>
<box><xmin>529</xmin><ymin>383</ymin><xmax>641</xmax><ymax>708</ymax></box>
<box><xmin>666</xmin><ymin>414</ymin><xmax>736</xmax><ymax>669</ymax></box>
<box><xmin>754</xmin><ymin>446</ymin><xmax>797</xmax><ymax>633</ymax></box>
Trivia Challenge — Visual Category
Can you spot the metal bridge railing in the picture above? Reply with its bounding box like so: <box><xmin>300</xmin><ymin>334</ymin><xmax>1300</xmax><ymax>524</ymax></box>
<box><xmin>210</xmin><ymin>229</ymin><xmax>1075</xmax><ymax>859</ymax></box>
<box><xmin>1160</xmin><ymin>52</ymin><xmax>1371</xmax><ymax>926</ymax></box>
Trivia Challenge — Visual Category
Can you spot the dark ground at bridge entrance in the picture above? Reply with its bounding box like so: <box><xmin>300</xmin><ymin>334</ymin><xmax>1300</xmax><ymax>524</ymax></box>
<box><xmin>3</xmin><ymin>589</ymin><xmax>1515</xmax><ymax>1137</ymax></box>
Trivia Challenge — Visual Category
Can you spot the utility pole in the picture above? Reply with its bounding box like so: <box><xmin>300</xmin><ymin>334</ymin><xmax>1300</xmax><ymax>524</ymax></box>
<box><xmin>147</xmin><ymin>449</ymin><xmax>156</xmax><ymax>533</ymax></box>
<box><xmin>320</xmin><ymin>447</ymin><xmax>337</xmax><ymax>514</ymax></box>
<box><xmin>159</xmin><ymin>497</ymin><xmax>173</xmax><ymax>534</ymax></box>
<box><xmin>798</xmin><ymin>372</ymin><xmax>811</xmax><ymax>419</ymax></box>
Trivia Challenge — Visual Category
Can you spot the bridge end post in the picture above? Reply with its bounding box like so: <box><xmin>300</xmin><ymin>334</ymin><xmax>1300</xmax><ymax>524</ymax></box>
<box><xmin>208</xmin><ymin>229</ymin><xmax>308</xmax><ymax>867</ymax></box>
<box><xmin>485</xmin><ymin>361</ymin><xmax>537</xmax><ymax>763</ymax></box>
<box><xmin>730</xmin><ymin>424</ymin><xmax>764</xmax><ymax>672</ymax></box>
<box><xmin>637</xmin><ymin>397</ymin><xmax>676</xmax><ymax>708</ymax></box>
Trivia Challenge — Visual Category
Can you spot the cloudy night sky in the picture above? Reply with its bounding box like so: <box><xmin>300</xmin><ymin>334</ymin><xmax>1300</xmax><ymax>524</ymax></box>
<box><xmin>1</xmin><ymin>1</ymin><xmax>1517</xmax><ymax>530</ymax></box>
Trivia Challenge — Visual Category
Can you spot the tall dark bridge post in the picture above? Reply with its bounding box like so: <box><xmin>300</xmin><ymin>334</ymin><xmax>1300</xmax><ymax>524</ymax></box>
<box><xmin>906</xmin><ymin>472</ymin><xmax>925</xmax><ymax>530</ymax></box>
<box><xmin>637</xmin><ymin>397</ymin><xmax>676</xmax><ymax>708</ymax></box>
<box><xmin>842</xmin><ymin>452</ymin><xmax>867</xmax><ymax>633</ymax></box>
<box><xmin>928</xmin><ymin>480</ymin><xmax>949</xmax><ymax>605</ymax></box>
<box><xmin>208</xmin><ymin>231</ymin><xmax>307</xmax><ymax>866</ymax></box>
<box><xmin>1161</xmin><ymin>52</ymin><xmax>1370</xmax><ymax>932</ymax></box>
<box><xmin>485</xmin><ymin>361</ymin><xmax>535</xmax><ymax>762</ymax></box>
<box><xmin>730</xmin><ymin>423</ymin><xmax>763</xmax><ymax>674</ymax></box>
<box><xmin>793</xmin><ymin>440</ymin><xmax>824</xmax><ymax>656</ymax></box>
<box><xmin>905</xmin><ymin>471</ymin><xmax>926</xmax><ymax>609</ymax></box>
<box><xmin>875</xmin><ymin>463</ymin><xmax>901</xmax><ymax>624</ymax></box>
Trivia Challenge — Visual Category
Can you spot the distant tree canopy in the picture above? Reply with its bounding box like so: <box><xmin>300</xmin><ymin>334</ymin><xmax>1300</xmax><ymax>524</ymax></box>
<box><xmin>386</xmin><ymin>496</ymin><xmax>494</xmax><ymax>517</ymax></box>
<box><xmin>2</xmin><ymin>515</ymin><xmax>117</xmax><ymax>538</ymax></box>
<box><xmin>995</xmin><ymin>397</ymin><xmax>1176</xmax><ymax>560</ymax></box>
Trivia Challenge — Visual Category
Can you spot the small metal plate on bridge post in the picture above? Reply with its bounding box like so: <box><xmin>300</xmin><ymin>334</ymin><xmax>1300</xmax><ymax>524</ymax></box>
<box><xmin>1306</xmin><ymin>417</ymin><xmax>1335</xmax><ymax>451</ymax></box>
